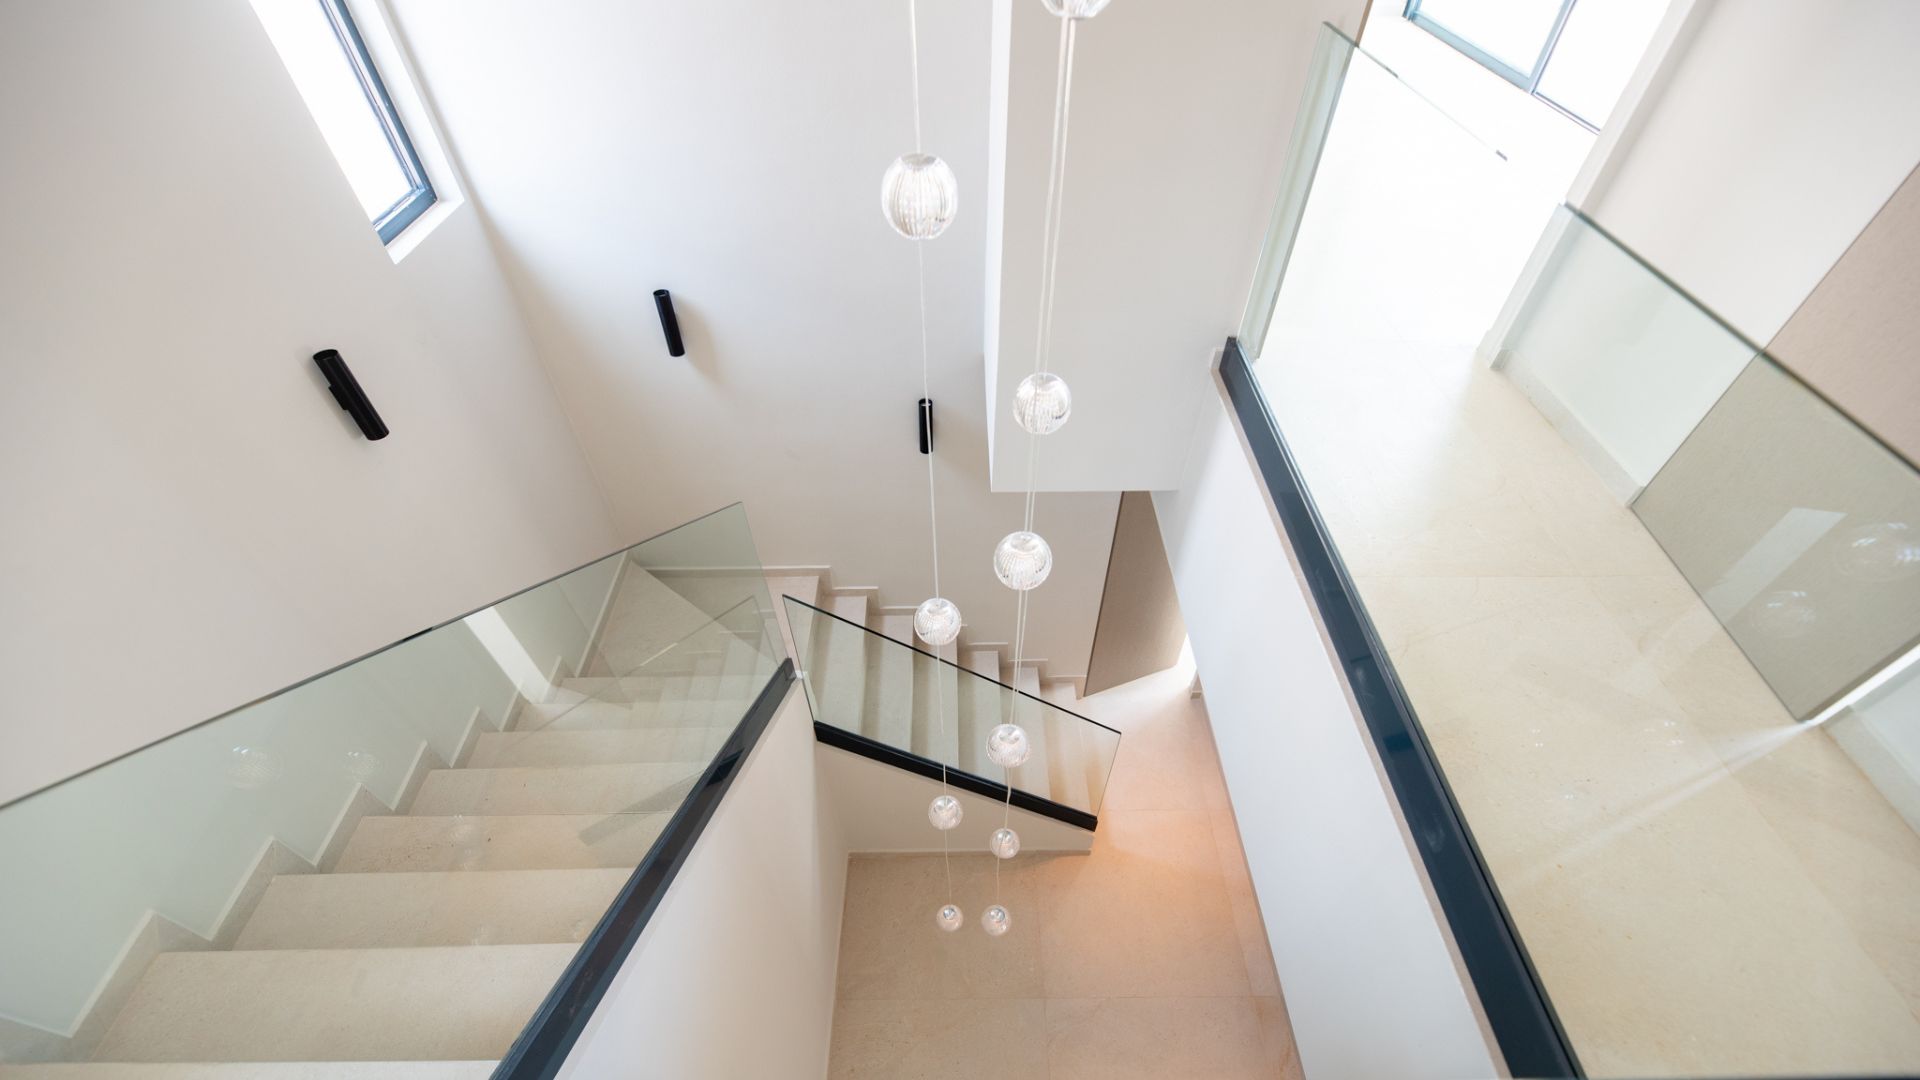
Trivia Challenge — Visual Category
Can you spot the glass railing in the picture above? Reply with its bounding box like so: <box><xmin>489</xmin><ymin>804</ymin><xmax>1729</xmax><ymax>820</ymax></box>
<box><xmin>783</xmin><ymin>596</ymin><xmax>1120</xmax><ymax>821</ymax></box>
<box><xmin>1236</xmin><ymin>22</ymin><xmax>1920</xmax><ymax>1079</ymax></box>
<box><xmin>0</xmin><ymin>503</ymin><xmax>785</xmax><ymax>1070</ymax></box>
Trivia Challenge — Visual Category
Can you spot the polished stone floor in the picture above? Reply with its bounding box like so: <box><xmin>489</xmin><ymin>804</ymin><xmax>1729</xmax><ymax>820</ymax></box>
<box><xmin>825</xmin><ymin>660</ymin><xmax>1298</xmax><ymax>1080</ymax></box>
<box><xmin>1251</xmin><ymin>52</ymin><xmax>1920</xmax><ymax>1075</ymax></box>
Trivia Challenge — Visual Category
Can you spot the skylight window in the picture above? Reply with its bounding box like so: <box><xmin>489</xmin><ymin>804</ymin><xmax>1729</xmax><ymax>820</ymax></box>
<box><xmin>253</xmin><ymin>0</ymin><xmax>437</xmax><ymax>243</ymax></box>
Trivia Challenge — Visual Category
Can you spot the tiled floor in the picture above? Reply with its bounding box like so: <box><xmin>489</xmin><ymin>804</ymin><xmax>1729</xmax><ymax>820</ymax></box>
<box><xmin>1250</xmin><ymin>49</ymin><xmax>1920</xmax><ymax>1076</ymax></box>
<box><xmin>826</xmin><ymin>660</ymin><xmax>1298</xmax><ymax>1080</ymax></box>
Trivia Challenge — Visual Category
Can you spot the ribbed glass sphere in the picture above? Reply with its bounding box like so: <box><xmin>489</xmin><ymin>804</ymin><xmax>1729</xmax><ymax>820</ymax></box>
<box><xmin>936</xmin><ymin>903</ymin><xmax>964</xmax><ymax>932</ymax></box>
<box><xmin>881</xmin><ymin>153</ymin><xmax>958</xmax><ymax>239</ymax></box>
<box><xmin>1013</xmin><ymin>372</ymin><xmax>1072</xmax><ymax>435</ymax></box>
<box><xmin>228</xmin><ymin>746</ymin><xmax>282</xmax><ymax>790</ymax></box>
<box><xmin>1834</xmin><ymin>522</ymin><xmax>1920</xmax><ymax>582</ymax></box>
<box><xmin>986</xmin><ymin>723</ymin><xmax>1032</xmax><ymax>769</ymax></box>
<box><xmin>1042</xmin><ymin>0</ymin><xmax>1114</xmax><ymax>18</ymax></box>
<box><xmin>981</xmin><ymin>904</ymin><xmax>1012</xmax><ymax>936</ymax></box>
<box><xmin>928</xmin><ymin>793</ymin><xmax>964</xmax><ymax>831</ymax></box>
<box><xmin>915</xmin><ymin>597</ymin><xmax>964</xmax><ymax>647</ymax></box>
<box><xmin>993</xmin><ymin>530</ymin><xmax>1053</xmax><ymax>591</ymax></box>
<box><xmin>1752</xmin><ymin>589</ymin><xmax>1817</xmax><ymax>639</ymax></box>
<box><xmin>989</xmin><ymin>826</ymin><xmax>1021</xmax><ymax>860</ymax></box>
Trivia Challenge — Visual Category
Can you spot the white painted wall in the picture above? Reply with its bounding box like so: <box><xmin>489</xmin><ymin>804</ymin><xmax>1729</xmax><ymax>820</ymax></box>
<box><xmin>1498</xmin><ymin>0</ymin><xmax>1920</xmax><ymax>496</ymax></box>
<box><xmin>561</xmin><ymin>685</ymin><xmax>845</xmax><ymax>1080</ymax></box>
<box><xmin>386</xmin><ymin>0</ymin><xmax>1118</xmax><ymax>679</ymax></box>
<box><xmin>1154</xmin><ymin>384</ymin><xmax>1499</xmax><ymax>1080</ymax></box>
<box><xmin>1581</xmin><ymin>0</ymin><xmax>1920</xmax><ymax>347</ymax></box>
<box><xmin>988</xmin><ymin>0</ymin><xmax>1368</xmax><ymax>494</ymax></box>
<box><xmin>0</xmin><ymin>0</ymin><xmax>617</xmax><ymax>806</ymax></box>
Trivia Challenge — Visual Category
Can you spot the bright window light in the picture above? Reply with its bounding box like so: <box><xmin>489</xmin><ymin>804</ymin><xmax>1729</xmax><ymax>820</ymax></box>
<box><xmin>1535</xmin><ymin>0</ymin><xmax>1669</xmax><ymax>128</ymax></box>
<box><xmin>251</xmin><ymin>0</ymin><xmax>436</xmax><ymax>243</ymax></box>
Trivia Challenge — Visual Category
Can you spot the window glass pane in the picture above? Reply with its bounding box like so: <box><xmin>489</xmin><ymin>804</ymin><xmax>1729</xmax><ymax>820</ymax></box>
<box><xmin>275</xmin><ymin>1</ymin><xmax>411</xmax><ymax>218</ymax></box>
<box><xmin>1535</xmin><ymin>0</ymin><xmax>1668</xmax><ymax>127</ymax></box>
<box><xmin>1414</xmin><ymin>0</ymin><xmax>1564</xmax><ymax>77</ymax></box>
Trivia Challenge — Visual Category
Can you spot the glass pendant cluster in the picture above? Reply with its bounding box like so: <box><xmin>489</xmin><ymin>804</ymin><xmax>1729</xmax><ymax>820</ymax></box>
<box><xmin>887</xmin><ymin>0</ymin><xmax>1109</xmax><ymax>939</ymax></box>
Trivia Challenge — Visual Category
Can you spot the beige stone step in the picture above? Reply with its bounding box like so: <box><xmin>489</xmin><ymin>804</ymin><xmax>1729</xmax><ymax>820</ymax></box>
<box><xmin>809</xmin><ymin>594</ymin><xmax>869</xmax><ymax>733</ymax></box>
<box><xmin>91</xmin><ymin>944</ymin><xmax>574</xmax><ymax>1062</ymax></box>
<box><xmin>409</xmin><ymin>763</ymin><xmax>705</xmax><ymax>816</ymax></box>
<box><xmin>1005</xmin><ymin>666</ymin><xmax>1053</xmax><ymax>800</ymax></box>
<box><xmin>865</xmin><ymin>614</ymin><xmax>915</xmax><ymax>749</ymax></box>
<box><xmin>0</xmin><ymin>1065</ymin><xmax>496</xmax><ymax>1079</ymax></box>
<box><xmin>235</xmin><ymin>869</ymin><xmax>627</xmax><ymax>950</ymax></box>
<box><xmin>912</xmin><ymin>645</ymin><xmax>962</xmax><ymax>767</ymax></box>
<box><xmin>466</xmin><ymin>726</ymin><xmax>723</xmax><ymax>768</ymax></box>
<box><xmin>334</xmin><ymin>812</ymin><xmax>668</xmax><ymax>873</ymax></box>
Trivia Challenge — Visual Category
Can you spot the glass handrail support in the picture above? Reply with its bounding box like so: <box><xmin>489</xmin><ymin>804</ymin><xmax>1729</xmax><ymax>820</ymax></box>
<box><xmin>1232</xmin><ymin>21</ymin><xmax>1920</xmax><ymax>1079</ymax></box>
<box><xmin>0</xmin><ymin>503</ymin><xmax>786</xmax><ymax>1068</ymax></box>
<box><xmin>784</xmin><ymin>595</ymin><xmax>1120</xmax><ymax>822</ymax></box>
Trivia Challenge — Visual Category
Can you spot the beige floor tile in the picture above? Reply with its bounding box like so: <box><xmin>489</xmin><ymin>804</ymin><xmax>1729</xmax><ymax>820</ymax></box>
<box><xmin>1035</xmin><ymin>810</ymin><xmax>1250</xmax><ymax>999</ymax></box>
<box><xmin>1044</xmin><ymin>997</ymin><xmax>1293</xmax><ymax>1080</ymax></box>
<box><xmin>836</xmin><ymin>855</ymin><xmax>1044</xmax><ymax>1000</ymax></box>
<box><xmin>1209</xmin><ymin>809</ymin><xmax>1282</xmax><ymax>998</ymax></box>
<box><xmin>828</xmin><ymin>998</ymin><xmax>1047</xmax><ymax>1080</ymax></box>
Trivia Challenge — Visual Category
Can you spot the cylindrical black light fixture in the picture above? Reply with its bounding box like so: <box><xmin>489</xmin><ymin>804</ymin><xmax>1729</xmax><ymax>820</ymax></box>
<box><xmin>313</xmin><ymin>349</ymin><xmax>389</xmax><ymax>441</ymax></box>
<box><xmin>918</xmin><ymin>398</ymin><xmax>934</xmax><ymax>455</ymax></box>
<box><xmin>654</xmin><ymin>289</ymin><xmax>686</xmax><ymax>357</ymax></box>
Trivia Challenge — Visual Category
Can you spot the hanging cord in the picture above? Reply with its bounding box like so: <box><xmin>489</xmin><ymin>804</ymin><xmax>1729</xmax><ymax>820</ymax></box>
<box><xmin>905</xmin><ymin>0</ymin><xmax>957</xmax><ymax>904</ymax></box>
<box><xmin>1002</xmin><ymin>10</ymin><xmax>1082</xmax><ymax>903</ymax></box>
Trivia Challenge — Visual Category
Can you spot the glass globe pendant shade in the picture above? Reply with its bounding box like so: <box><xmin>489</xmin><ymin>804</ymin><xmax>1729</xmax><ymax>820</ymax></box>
<box><xmin>981</xmin><ymin>904</ymin><xmax>1012</xmax><ymax>936</ymax></box>
<box><xmin>1833</xmin><ymin>521</ymin><xmax>1920</xmax><ymax>582</ymax></box>
<box><xmin>989</xmin><ymin>826</ymin><xmax>1021</xmax><ymax>860</ymax></box>
<box><xmin>928</xmin><ymin>793</ymin><xmax>964</xmax><ymax>831</ymax></box>
<box><xmin>880</xmin><ymin>153</ymin><xmax>959</xmax><ymax>239</ymax></box>
<box><xmin>1013</xmin><ymin>372</ymin><xmax>1072</xmax><ymax>435</ymax></box>
<box><xmin>936</xmin><ymin>903</ymin><xmax>964</xmax><ymax>932</ymax></box>
<box><xmin>993</xmin><ymin>531</ymin><xmax>1053</xmax><ymax>591</ymax></box>
<box><xmin>1042</xmin><ymin>0</ymin><xmax>1114</xmax><ymax>18</ymax></box>
<box><xmin>914</xmin><ymin>597</ymin><xmax>964</xmax><ymax>647</ymax></box>
<box><xmin>986</xmin><ymin>723</ymin><xmax>1032</xmax><ymax>769</ymax></box>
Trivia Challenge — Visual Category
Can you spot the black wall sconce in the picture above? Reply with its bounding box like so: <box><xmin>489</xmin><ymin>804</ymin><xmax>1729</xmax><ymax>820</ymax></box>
<box><xmin>918</xmin><ymin>397</ymin><xmax>934</xmax><ymax>455</ymax></box>
<box><xmin>654</xmin><ymin>289</ymin><xmax>686</xmax><ymax>357</ymax></box>
<box><xmin>313</xmin><ymin>349</ymin><xmax>389</xmax><ymax>441</ymax></box>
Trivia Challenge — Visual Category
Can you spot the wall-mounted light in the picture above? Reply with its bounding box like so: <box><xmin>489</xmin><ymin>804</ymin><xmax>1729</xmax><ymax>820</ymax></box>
<box><xmin>654</xmin><ymin>289</ymin><xmax>686</xmax><ymax>357</ymax></box>
<box><xmin>313</xmin><ymin>349</ymin><xmax>389</xmax><ymax>440</ymax></box>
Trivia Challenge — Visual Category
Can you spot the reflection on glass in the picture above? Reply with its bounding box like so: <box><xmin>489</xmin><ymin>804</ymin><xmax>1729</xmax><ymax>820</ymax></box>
<box><xmin>0</xmin><ymin>504</ymin><xmax>783</xmax><ymax>1064</ymax></box>
<box><xmin>1244</xmin><ymin>24</ymin><xmax>1920</xmax><ymax>1077</ymax></box>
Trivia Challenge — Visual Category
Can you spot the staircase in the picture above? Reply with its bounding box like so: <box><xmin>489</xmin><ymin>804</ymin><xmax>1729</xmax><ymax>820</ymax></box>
<box><xmin>0</xmin><ymin>567</ymin><xmax>772</xmax><ymax>1077</ymax></box>
<box><xmin>771</xmin><ymin>570</ymin><xmax>1108</xmax><ymax>814</ymax></box>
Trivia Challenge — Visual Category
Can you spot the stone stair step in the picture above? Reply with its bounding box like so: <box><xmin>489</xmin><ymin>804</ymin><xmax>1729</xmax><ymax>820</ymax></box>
<box><xmin>466</xmin><ymin>726</ymin><xmax>724</xmax><ymax>768</ymax></box>
<box><xmin>90</xmin><ymin>945</ymin><xmax>574</xmax><ymax>1063</ymax></box>
<box><xmin>911</xmin><ymin>646</ymin><xmax>961</xmax><ymax>767</ymax></box>
<box><xmin>1006</xmin><ymin>666</ymin><xmax>1053</xmax><ymax>800</ymax></box>
<box><xmin>410</xmin><ymin>763</ymin><xmax>705</xmax><ymax>817</ymax></box>
<box><xmin>865</xmin><ymin>614</ymin><xmax>915</xmax><ymax>749</ymax></box>
<box><xmin>335</xmin><ymin>813</ymin><xmax>668</xmax><ymax>873</ymax></box>
<box><xmin>235</xmin><ymin>868</ymin><xmax>627</xmax><ymax>950</ymax></box>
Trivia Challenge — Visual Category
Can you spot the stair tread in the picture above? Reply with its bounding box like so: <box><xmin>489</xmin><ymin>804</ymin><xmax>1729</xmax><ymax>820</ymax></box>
<box><xmin>411</xmin><ymin>762</ymin><xmax>706</xmax><ymax>816</ymax></box>
<box><xmin>867</xmin><ymin>615</ymin><xmax>915</xmax><ymax>749</ymax></box>
<box><xmin>466</xmin><ymin>726</ymin><xmax>724</xmax><ymax>768</ymax></box>
<box><xmin>92</xmin><ymin>945</ymin><xmax>575</xmax><ymax>1062</ymax></box>
<box><xmin>236</xmin><ymin>868</ymin><xmax>628</xmax><ymax>950</ymax></box>
<box><xmin>335</xmin><ymin>813</ymin><xmax>668</xmax><ymax>873</ymax></box>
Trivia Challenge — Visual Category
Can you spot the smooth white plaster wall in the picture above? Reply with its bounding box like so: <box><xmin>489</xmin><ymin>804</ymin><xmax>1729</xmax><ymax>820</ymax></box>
<box><xmin>560</xmin><ymin>685</ymin><xmax>846</xmax><ymax>1080</ymax></box>
<box><xmin>0</xmin><ymin>0</ymin><xmax>617</xmax><ymax>806</ymax></box>
<box><xmin>385</xmin><ymin>0</ymin><xmax>1118</xmax><ymax>679</ymax></box>
<box><xmin>1501</xmin><ymin>0</ymin><xmax>1920</xmax><ymax>495</ymax></box>
<box><xmin>988</xmin><ymin>0</ymin><xmax>1369</xmax><ymax>494</ymax></box>
<box><xmin>1155</xmin><ymin>385</ymin><xmax>1499</xmax><ymax>1080</ymax></box>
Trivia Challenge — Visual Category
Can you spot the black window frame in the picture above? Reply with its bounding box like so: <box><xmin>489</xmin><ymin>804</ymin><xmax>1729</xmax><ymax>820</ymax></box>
<box><xmin>317</xmin><ymin>0</ymin><xmax>437</xmax><ymax>243</ymax></box>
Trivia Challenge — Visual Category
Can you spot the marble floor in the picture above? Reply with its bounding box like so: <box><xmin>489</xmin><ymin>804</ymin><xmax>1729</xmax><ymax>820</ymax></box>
<box><xmin>1251</xmin><ymin>51</ymin><xmax>1920</xmax><ymax>1075</ymax></box>
<box><xmin>825</xmin><ymin>659</ymin><xmax>1298</xmax><ymax>1080</ymax></box>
